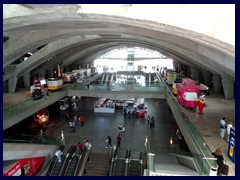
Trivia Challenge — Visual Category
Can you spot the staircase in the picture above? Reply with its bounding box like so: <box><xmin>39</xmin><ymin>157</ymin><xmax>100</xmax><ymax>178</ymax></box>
<box><xmin>84</xmin><ymin>153</ymin><xmax>110</xmax><ymax>176</ymax></box>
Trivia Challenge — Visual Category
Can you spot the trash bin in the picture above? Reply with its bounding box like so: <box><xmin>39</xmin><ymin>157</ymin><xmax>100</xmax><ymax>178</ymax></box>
<box><xmin>209</xmin><ymin>164</ymin><xmax>218</xmax><ymax>176</ymax></box>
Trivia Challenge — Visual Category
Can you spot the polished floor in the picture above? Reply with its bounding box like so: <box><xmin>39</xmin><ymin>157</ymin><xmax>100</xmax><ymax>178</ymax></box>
<box><xmin>3</xmin><ymin>89</ymin><xmax>235</xmax><ymax>176</ymax></box>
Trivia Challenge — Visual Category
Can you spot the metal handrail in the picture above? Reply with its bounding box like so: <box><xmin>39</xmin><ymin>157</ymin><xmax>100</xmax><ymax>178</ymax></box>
<box><xmin>59</xmin><ymin>145</ymin><xmax>76</xmax><ymax>176</ymax></box>
<box><xmin>139</xmin><ymin>150</ymin><xmax>143</xmax><ymax>176</ymax></box>
<box><xmin>73</xmin><ymin>147</ymin><xmax>87</xmax><ymax>176</ymax></box>
<box><xmin>76</xmin><ymin>147</ymin><xmax>90</xmax><ymax>176</ymax></box>
<box><xmin>124</xmin><ymin>149</ymin><xmax>131</xmax><ymax>176</ymax></box>
<box><xmin>109</xmin><ymin>146</ymin><xmax>118</xmax><ymax>176</ymax></box>
<box><xmin>46</xmin><ymin>145</ymin><xmax>65</xmax><ymax>176</ymax></box>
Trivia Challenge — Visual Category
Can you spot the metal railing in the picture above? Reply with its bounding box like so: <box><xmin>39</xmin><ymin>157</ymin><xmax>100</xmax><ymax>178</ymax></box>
<box><xmin>109</xmin><ymin>146</ymin><xmax>118</xmax><ymax>176</ymax></box>
<box><xmin>139</xmin><ymin>150</ymin><xmax>144</xmax><ymax>176</ymax></box>
<box><xmin>3</xmin><ymin>134</ymin><xmax>63</xmax><ymax>146</ymax></box>
<box><xmin>124</xmin><ymin>149</ymin><xmax>131</xmax><ymax>176</ymax></box>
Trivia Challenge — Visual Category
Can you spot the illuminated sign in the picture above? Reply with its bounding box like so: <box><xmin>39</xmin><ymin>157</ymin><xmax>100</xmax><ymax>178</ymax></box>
<box><xmin>227</xmin><ymin>127</ymin><xmax>235</xmax><ymax>164</ymax></box>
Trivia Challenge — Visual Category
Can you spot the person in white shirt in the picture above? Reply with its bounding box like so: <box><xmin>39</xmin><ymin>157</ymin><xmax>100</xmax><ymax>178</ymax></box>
<box><xmin>84</xmin><ymin>139</ymin><xmax>92</xmax><ymax>162</ymax></box>
<box><xmin>227</xmin><ymin>122</ymin><xmax>233</xmax><ymax>143</ymax></box>
<box><xmin>55</xmin><ymin>149</ymin><xmax>63</xmax><ymax>162</ymax></box>
<box><xmin>219</xmin><ymin>117</ymin><xmax>227</xmax><ymax>139</ymax></box>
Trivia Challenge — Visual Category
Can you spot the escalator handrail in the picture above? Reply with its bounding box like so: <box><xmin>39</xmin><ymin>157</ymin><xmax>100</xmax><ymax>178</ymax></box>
<box><xmin>64</xmin><ymin>147</ymin><xmax>86</xmax><ymax>176</ymax></box>
<box><xmin>45</xmin><ymin>145</ymin><xmax>65</xmax><ymax>176</ymax></box>
<box><xmin>75</xmin><ymin>147</ymin><xmax>90</xmax><ymax>176</ymax></box>
<box><xmin>124</xmin><ymin>149</ymin><xmax>131</xmax><ymax>176</ymax></box>
<box><xmin>63</xmin><ymin>152</ymin><xmax>77</xmax><ymax>176</ymax></box>
<box><xmin>73</xmin><ymin>147</ymin><xmax>87</xmax><ymax>176</ymax></box>
<box><xmin>59</xmin><ymin>145</ymin><xmax>76</xmax><ymax>176</ymax></box>
<box><xmin>139</xmin><ymin>150</ymin><xmax>143</xmax><ymax>176</ymax></box>
<box><xmin>109</xmin><ymin>148</ymin><xmax>118</xmax><ymax>176</ymax></box>
<box><xmin>45</xmin><ymin>155</ymin><xmax>57</xmax><ymax>176</ymax></box>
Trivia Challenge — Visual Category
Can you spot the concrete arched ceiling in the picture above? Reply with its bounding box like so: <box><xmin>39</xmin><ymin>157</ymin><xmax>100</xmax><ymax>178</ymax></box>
<box><xmin>3</xmin><ymin>4</ymin><xmax>235</xmax><ymax>83</ymax></box>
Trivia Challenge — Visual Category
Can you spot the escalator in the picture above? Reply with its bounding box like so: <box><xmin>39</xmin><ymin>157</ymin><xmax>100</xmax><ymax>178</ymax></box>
<box><xmin>64</xmin><ymin>155</ymin><xmax>79</xmax><ymax>176</ymax></box>
<box><xmin>84</xmin><ymin>153</ymin><xmax>110</xmax><ymax>176</ymax></box>
<box><xmin>63</xmin><ymin>148</ymin><xmax>87</xmax><ymax>176</ymax></box>
<box><xmin>112</xmin><ymin>149</ymin><xmax>144</xmax><ymax>176</ymax></box>
<box><xmin>105</xmin><ymin>73</ymin><xmax>110</xmax><ymax>84</ymax></box>
<box><xmin>113</xmin><ymin>158</ymin><xmax>125</xmax><ymax>176</ymax></box>
<box><xmin>112</xmin><ymin>149</ymin><xmax>130</xmax><ymax>176</ymax></box>
<box><xmin>129</xmin><ymin>150</ymin><xmax>143</xmax><ymax>176</ymax></box>
<box><xmin>129</xmin><ymin>160</ymin><xmax>139</xmax><ymax>176</ymax></box>
<box><xmin>46</xmin><ymin>145</ymin><xmax>75</xmax><ymax>176</ymax></box>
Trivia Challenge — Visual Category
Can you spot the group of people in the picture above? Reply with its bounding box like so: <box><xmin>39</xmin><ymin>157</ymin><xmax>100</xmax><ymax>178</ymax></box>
<box><xmin>219</xmin><ymin>117</ymin><xmax>234</xmax><ymax>143</ymax></box>
<box><xmin>105</xmin><ymin>123</ymin><xmax>125</xmax><ymax>149</ymax></box>
<box><xmin>105</xmin><ymin>134</ymin><xmax>122</xmax><ymax>149</ymax></box>
<box><xmin>65</xmin><ymin>111</ymin><xmax>85</xmax><ymax>132</ymax></box>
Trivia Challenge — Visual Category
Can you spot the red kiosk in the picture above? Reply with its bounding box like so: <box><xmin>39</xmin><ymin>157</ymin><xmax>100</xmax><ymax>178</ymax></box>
<box><xmin>176</xmin><ymin>78</ymin><xmax>199</xmax><ymax>110</ymax></box>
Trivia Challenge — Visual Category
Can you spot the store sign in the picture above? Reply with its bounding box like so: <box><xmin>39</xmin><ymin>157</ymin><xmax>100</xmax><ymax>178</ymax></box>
<box><xmin>227</xmin><ymin>127</ymin><xmax>235</xmax><ymax>164</ymax></box>
<box><xmin>3</xmin><ymin>156</ymin><xmax>45</xmax><ymax>176</ymax></box>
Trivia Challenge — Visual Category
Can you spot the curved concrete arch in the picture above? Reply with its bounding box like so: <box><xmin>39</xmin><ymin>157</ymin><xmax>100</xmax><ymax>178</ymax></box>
<box><xmin>4</xmin><ymin>13</ymin><xmax>234</xmax><ymax>75</ymax></box>
<box><xmin>3</xmin><ymin>8</ymin><xmax>235</xmax><ymax>97</ymax></box>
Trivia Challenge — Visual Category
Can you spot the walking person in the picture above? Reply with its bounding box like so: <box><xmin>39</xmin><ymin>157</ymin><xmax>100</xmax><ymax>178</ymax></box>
<box><xmin>227</xmin><ymin>121</ymin><xmax>233</xmax><ymax>143</ymax></box>
<box><xmin>122</xmin><ymin>125</ymin><xmax>125</xmax><ymax>134</ymax></box>
<box><xmin>105</xmin><ymin>136</ymin><xmax>113</xmax><ymax>148</ymax></box>
<box><xmin>116</xmin><ymin>134</ymin><xmax>121</xmax><ymax>148</ymax></box>
<box><xmin>150</xmin><ymin>116</ymin><xmax>155</xmax><ymax>129</ymax></box>
<box><xmin>65</xmin><ymin>111</ymin><xmax>69</xmax><ymax>121</ymax></box>
<box><xmin>79</xmin><ymin>116</ymin><xmax>85</xmax><ymax>126</ymax></box>
<box><xmin>147</xmin><ymin>115</ymin><xmax>150</xmax><ymax>124</ymax></box>
<box><xmin>220</xmin><ymin>117</ymin><xmax>227</xmax><ymax>139</ymax></box>
<box><xmin>69</xmin><ymin>120</ymin><xmax>75</xmax><ymax>132</ymax></box>
<box><xmin>77</xmin><ymin>142</ymin><xmax>83</xmax><ymax>155</ymax></box>
<box><xmin>118</xmin><ymin>123</ymin><xmax>123</xmax><ymax>136</ymax></box>
<box><xmin>144</xmin><ymin>108</ymin><xmax>148</xmax><ymax>121</ymax></box>
<box><xmin>55</xmin><ymin>149</ymin><xmax>63</xmax><ymax>162</ymax></box>
<box><xmin>73</xmin><ymin>114</ymin><xmax>78</xmax><ymax>126</ymax></box>
<box><xmin>84</xmin><ymin>139</ymin><xmax>92</xmax><ymax>162</ymax></box>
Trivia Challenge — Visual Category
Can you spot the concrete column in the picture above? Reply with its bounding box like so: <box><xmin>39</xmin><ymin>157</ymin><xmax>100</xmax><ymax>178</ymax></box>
<box><xmin>65</xmin><ymin>66</ymin><xmax>70</xmax><ymax>72</ymax></box>
<box><xmin>181</xmin><ymin>64</ymin><xmax>188</xmax><ymax>76</ymax></box>
<box><xmin>190</xmin><ymin>67</ymin><xmax>199</xmax><ymax>82</ymax></box>
<box><xmin>38</xmin><ymin>70</ymin><xmax>46</xmax><ymax>77</ymax></box>
<box><xmin>60</xmin><ymin>66</ymin><xmax>64</xmax><ymax>73</ymax></box>
<box><xmin>47</xmin><ymin>67</ymin><xmax>54</xmax><ymax>78</ymax></box>
<box><xmin>212</xmin><ymin>74</ymin><xmax>222</xmax><ymax>92</ymax></box>
<box><xmin>202</xmin><ymin>70</ymin><xmax>212</xmax><ymax>88</ymax></box>
<box><xmin>8</xmin><ymin>75</ymin><xmax>18</xmax><ymax>93</ymax></box>
<box><xmin>187</xmin><ymin>66</ymin><xmax>191</xmax><ymax>77</ymax></box>
<box><xmin>23</xmin><ymin>73</ymin><xmax>30</xmax><ymax>89</ymax></box>
<box><xmin>221</xmin><ymin>76</ymin><xmax>234</xmax><ymax>99</ymax></box>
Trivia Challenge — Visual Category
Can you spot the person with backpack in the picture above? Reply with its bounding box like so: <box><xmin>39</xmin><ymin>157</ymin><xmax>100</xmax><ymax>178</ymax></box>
<box><xmin>105</xmin><ymin>136</ymin><xmax>112</xmax><ymax>148</ymax></box>
<box><xmin>212</xmin><ymin>147</ymin><xmax>228</xmax><ymax>176</ymax></box>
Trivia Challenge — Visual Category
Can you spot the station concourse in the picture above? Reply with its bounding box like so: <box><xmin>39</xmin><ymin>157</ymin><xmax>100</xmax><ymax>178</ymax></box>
<box><xmin>3</xmin><ymin>4</ymin><xmax>235</xmax><ymax>176</ymax></box>
<box><xmin>3</xmin><ymin>83</ymin><xmax>235</xmax><ymax>176</ymax></box>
